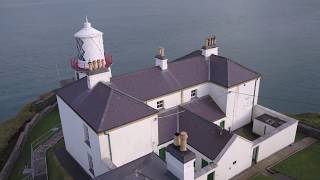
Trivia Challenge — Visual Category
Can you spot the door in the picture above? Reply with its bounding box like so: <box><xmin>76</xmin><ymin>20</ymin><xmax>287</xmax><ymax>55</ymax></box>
<box><xmin>252</xmin><ymin>146</ymin><xmax>259</xmax><ymax>163</ymax></box>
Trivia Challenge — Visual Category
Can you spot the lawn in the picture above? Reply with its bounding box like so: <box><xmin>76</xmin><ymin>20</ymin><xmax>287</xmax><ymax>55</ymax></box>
<box><xmin>272</xmin><ymin>143</ymin><xmax>320</xmax><ymax>180</ymax></box>
<box><xmin>9</xmin><ymin>108</ymin><xmax>60</xmax><ymax>180</ymax></box>
<box><xmin>291</xmin><ymin>113</ymin><xmax>320</xmax><ymax>128</ymax></box>
<box><xmin>47</xmin><ymin>139</ymin><xmax>72</xmax><ymax>180</ymax></box>
<box><xmin>251</xmin><ymin>174</ymin><xmax>275</xmax><ymax>180</ymax></box>
<box><xmin>294</xmin><ymin>132</ymin><xmax>306</xmax><ymax>142</ymax></box>
<box><xmin>234</xmin><ymin>123</ymin><xmax>260</xmax><ymax>141</ymax></box>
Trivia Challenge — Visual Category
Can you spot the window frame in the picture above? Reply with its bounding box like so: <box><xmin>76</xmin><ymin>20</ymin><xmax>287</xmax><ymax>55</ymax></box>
<box><xmin>156</xmin><ymin>100</ymin><xmax>164</xmax><ymax>109</ymax></box>
<box><xmin>83</xmin><ymin>124</ymin><xmax>90</xmax><ymax>147</ymax></box>
<box><xmin>191</xmin><ymin>89</ymin><xmax>197</xmax><ymax>98</ymax></box>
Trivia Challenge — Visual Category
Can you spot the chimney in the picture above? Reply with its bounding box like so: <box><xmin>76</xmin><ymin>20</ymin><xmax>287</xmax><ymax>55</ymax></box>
<box><xmin>166</xmin><ymin>132</ymin><xmax>195</xmax><ymax>180</ymax></box>
<box><xmin>155</xmin><ymin>47</ymin><xmax>168</xmax><ymax>70</ymax></box>
<box><xmin>201</xmin><ymin>36</ymin><xmax>218</xmax><ymax>60</ymax></box>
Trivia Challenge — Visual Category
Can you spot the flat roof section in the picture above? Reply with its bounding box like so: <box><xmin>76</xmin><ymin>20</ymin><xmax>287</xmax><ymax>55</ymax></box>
<box><xmin>255</xmin><ymin>114</ymin><xmax>286</xmax><ymax>128</ymax></box>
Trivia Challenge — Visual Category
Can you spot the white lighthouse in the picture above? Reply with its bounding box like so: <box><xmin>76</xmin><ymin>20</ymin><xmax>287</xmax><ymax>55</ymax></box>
<box><xmin>71</xmin><ymin>18</ymin><xmax>112</xmax><ymax>88</ymax></box>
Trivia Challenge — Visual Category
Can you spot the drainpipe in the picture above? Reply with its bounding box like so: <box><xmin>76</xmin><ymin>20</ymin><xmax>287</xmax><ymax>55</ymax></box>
<box><xmin>105</xmin><ymin>133</ymin><xmax>113</xmax><ymax>161</ymax></box>
<box><xmin>250</xmin><ymin>79</ymin><xmax>258</xmax><ymax>121</ymax></box>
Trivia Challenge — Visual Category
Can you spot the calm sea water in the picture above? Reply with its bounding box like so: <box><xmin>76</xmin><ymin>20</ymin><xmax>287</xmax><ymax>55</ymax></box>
<box><xmin>0</xmin><ymin>0</ymin><xmax>320</xmax><ymax>122</ymax></box>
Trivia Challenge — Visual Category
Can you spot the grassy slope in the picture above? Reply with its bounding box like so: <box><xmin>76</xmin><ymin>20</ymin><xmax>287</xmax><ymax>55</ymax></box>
<box><xmin>47</xmin><ymin>139</ymin><xmax>72</xmax><ymax>180</ymax></box>
<box><xmin>0</xmin><ymin>104</ymin><xmax>36</xmax><ymax>169</ymax></box>
<box><xmin>291</xmin><ymin>113</ymin><xmax>320</xmax><ymax>128</ymax></box>
<box><xmin>272</xmin><ymin>143</ymin><xmax>320</xmax><ymax>179</ymax></box>
<box><xmin>9</xmin><ymin>108</ymin><xmax>60</xmax><ymax>180</ymax></box>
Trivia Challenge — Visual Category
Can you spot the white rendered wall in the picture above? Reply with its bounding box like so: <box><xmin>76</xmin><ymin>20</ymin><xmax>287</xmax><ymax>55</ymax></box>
<box><xmin>182</xmin><ymin>83</ymin><xmax>210</xmax><ymax>103</ymax></box>
<box><xmin>214</xmin><ymin>136</ymin><xmax>253</xmax><ymax>180</ymax></box>
<box><xmin>107</xmin><ymin>115</ymin><xmax>158</xmax><ymax>166</ymax></box>
<box><xmin>57</xmin><ymin>96</ymin><xmax>110</xmax><ymax>178</ymax></box>
<box><xmin>213</xmin><ymin>117</ymin><xmax>229</xmax><ymax>131</ymax></box>
<box><xmin>166</xmin><ymin>152</ymin><xmax>195</xmax><ymax>180</ymax></box>
<box><xmin>226</xmin><ymin>79</ymin><xmax>259</xmax><ymax>131</ymax></box>
<box><xmin>254</xmin><ymin>121</ymin><xmax>297</xmax><ymax>162</ymax></box>
<box><xmin>146</xmin><ymin>91</ymin><xmax>181</xmax><ymax>110</ymax></box>
<box><xmin>252</xmin><ymin>119</ymin><xmax>276</xmax><ymax>136</ymax></box>
<box><xmin>87</xmin><ymin>71</ymin><xmax>112</xmax><ymax>88</ymax></box>
<box><xmin>208</xmin><ymin>83</ymin><xmax>228</xmax><ymax>113</ymax></box>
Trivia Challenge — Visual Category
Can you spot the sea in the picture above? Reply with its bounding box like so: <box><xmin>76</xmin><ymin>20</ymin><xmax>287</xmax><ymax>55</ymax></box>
<box><xmin>0</xmin><ymin>0</ymin><xmax>320</xmax><ymax>122</ymax></box>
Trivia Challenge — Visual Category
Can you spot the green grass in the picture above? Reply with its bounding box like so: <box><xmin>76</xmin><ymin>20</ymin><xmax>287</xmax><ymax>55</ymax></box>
<box><xmin>251</xmin><ymin>174</ymin><xmax>275</xmax><ymax>180</ymax></box>
<box><xmin>272</xmin><ymin>143</ymin><xmax>320</xmax><ymax>180</ymax></box>
<box><xmin>0</xmin><ymin>103</ymin><xmax>36</xmax><ymax>170</ymax></box>
<box><xmin>47</xmin><ymin>139</ymin><xmax>72</xmax><ymax>180</ymax></box>
<box><xmin>9</xmin><ymin>108</ymin><xmax>60</xmax><ymax>180</ymax></box>
<box><xmin>294</xmin><ymin>132</ymin><xmax>306</xmax><ymax>142</ymax></box>
<box><xmin>234</xmin><ymin>123</ymin><xmax>260</xmax><ymax>141</ymax></box>
<box><xmin>291</xmin><ymin>113</ymin><xmax>320</xmax><ymax>128</ymax></box>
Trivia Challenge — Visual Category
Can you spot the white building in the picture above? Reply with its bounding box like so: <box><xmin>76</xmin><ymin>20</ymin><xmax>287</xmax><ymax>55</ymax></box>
<box><xmin>56</xmin><ymin>20</ymin><xmax>298</xmax><ymax>180</ymax></box>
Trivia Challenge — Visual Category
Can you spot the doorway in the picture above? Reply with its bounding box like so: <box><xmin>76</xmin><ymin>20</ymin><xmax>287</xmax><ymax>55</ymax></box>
<box><xmin>252</xmin><ymin>146</ymin><xmax>259</xmax><ymax>163</ymax></box>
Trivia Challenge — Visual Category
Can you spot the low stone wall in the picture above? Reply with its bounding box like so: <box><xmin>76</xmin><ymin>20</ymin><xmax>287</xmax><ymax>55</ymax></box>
<box><xmin>297</xmin><ymin>122</ymin><xmax>320</xmax><ymax>140</ymax></box>
<box><xmin>0</xmin><ymin>103</ymin><xmax>57</xmax><ymax>180</ymax></box>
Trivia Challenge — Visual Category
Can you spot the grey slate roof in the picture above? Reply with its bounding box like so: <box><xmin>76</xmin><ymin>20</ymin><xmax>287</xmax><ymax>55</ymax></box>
<box><xmin>166</xmin><ymin>144</ymin><xmax>196</xmax><ymax>163</ymax></box>
<box><xmin>56</xmin><ymin>77</ymin><xmax>158</xmax><ymax>133</ymax></box>
<box><xmin>94</xmin><ymin>153</ymin><xmax>178</xmax><ymax>180</ymax></box>
<box><xmin>158</xmin><ymin>108</ymin><xmax>179</xmax><ymax>144</ymax></box>
<box><xmin>181</xmin><ymin>96</ymin><xmax>225</xmax><ymax>122</ymax></box>
<box><xmin>158</xmin><ymin>101</ymin><xmax>231</xmax><ymax>160</ymax></box>
<box><xmin>178</xmin><ymin>108</ymin><xmax>233</xmax><ymax>160</ymax></box>
<box><xmin>111</xmin><ymin>50</ymin><xmax>259</xmax><ymax>101</ymax></box>
<box><xmin>210</xmin><ymin>55</ymin><xmax>260</xmax><ymax>87</ymax></box>
<box><xmin>111</xmin><ymin>52</ymin><xmax>208</xmax><ymax>101</ymax></box>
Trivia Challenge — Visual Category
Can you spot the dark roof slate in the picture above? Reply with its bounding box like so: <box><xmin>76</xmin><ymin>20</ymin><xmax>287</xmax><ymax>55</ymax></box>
<box><xmin>56</xmin><ymin>78</ymin><xmax>158</xmax><ymax>133</ymax></box>
<box><xmin>111</xmin><ymin>51</ymin><xmax>259</xmax><ymax>101</ymax></box>
<box><xmin>179</xmin><ymin>107</ymin><xmax>233</xmax><ymax>160</ymax></box>
<box><xmin>158</xmin><ymin>108</ymin><xmax>179</xmax><ymax>145</ymax></box>
<box><xmin>94</xmin><ymin>153</ymin><xmax>178</xmax><ymax>180</ymax></box>
<box><xmin>157</xmin><ymin>100</ymin><xmax>232</xmax><ymax>160</ymax></box>
<box><xmin>111</xmin><ymin>54</ymin><xmax>208</xmax><ymax>101</ymax></box>
<box><xmin>210</xmin><ymin>55</ymin><xmax>260</xmax><ymax>87</ymax></box>
<box><xmin>181</xmin><ymin>96</ymin><xmax>225</xmax><ymax>122</ymax></box>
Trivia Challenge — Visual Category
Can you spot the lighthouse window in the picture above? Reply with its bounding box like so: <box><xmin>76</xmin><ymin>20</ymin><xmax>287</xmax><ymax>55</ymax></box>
<box><xmin>191</xmin><ymin>89</ymin><xmax>197</xmax><ymax>98</ymax></box>
<box><xmin>157</xmin><ymin>100</ymin><xmax>164</xmax><ymax>109</ymax></box>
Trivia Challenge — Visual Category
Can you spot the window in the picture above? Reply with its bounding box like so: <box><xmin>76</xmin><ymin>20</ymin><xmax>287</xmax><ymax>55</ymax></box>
<box><xmin>83</xmin><ymin>124</ymin><xmax>90</xmax><ymax>147</ymax></box>
<box><xmin>201</xmin><ymin>159</ymin><xmax>209</xmax><ymax>168</ymax></box>
<box><xmin>87</xmin><ymin>153</ymin><xmax>94</xmax><ymax>175</ymax></box>
<box><xmin>159</xmin><ymin>147</ymin><xmax>166</xmax><ymax>161</ymax></box>
<box><xmin>191</xmin><ymin>89</ymin><xmax>197</xmax><ymax>98</ymax></box>
<box><xmin>219</xmin><ymin>121</ymin><xmax>225</xmax><ymax>129</ymax></box>
<box><xmin>233</xmin><ymin>161</ymin><xmax>237</xmax><ymax>165</ymax></box>
<box><xmin>156</xmin><ymin>100</ymin><xmax>164</xmax><ymax>109</ymax></box>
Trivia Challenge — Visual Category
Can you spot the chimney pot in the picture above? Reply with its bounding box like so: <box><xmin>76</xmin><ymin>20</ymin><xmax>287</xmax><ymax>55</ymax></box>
<box><xmin>179</xmin><ymin>131</ymin><xmax>188</xmax><ymax>152</ymax></box>
<box><xmin>173</xmin><ymin>132</ymin><xmax>180</xmax><ymax>146</ymax></box>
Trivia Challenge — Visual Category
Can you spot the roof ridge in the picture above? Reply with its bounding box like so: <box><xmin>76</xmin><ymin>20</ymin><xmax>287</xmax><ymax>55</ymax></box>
<box><xmin>98</xmin><ymin>85</ymin><xmax>113</xmax><ymax>131</ymax></box>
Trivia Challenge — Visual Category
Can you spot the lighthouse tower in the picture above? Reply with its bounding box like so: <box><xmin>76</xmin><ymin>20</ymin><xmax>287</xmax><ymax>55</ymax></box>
<box><xmin>71</xmin><ymin>18</ymin><xmax>112</xmax><ymax>88</ymax></box>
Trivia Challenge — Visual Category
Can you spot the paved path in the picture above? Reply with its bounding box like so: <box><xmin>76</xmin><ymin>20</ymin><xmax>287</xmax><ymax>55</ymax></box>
<box><xmin>232</xmin><ymin>137</ymin><xmax>318</xmax><ymax>180</ymax></box>
<box><xmin>32</xmin><ymin>129</ymin><xmax>63</xmax><ymax>180</ymax></box>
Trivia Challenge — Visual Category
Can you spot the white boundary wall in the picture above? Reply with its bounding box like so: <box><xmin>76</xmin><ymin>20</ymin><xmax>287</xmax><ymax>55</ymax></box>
<box><xmin>252</xmin><ymin>105</ymin><xmax>298</xmax><ymax>162</ymax></box>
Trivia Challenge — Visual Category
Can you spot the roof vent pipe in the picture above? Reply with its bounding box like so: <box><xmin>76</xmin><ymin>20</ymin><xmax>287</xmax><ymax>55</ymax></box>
<box><xmin>179</xmin><ymin>131</ymin><xmax>188</xmax><ymax>152</ymax></box>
